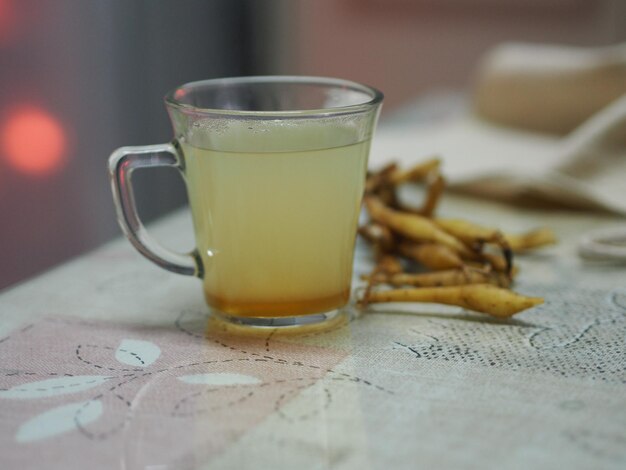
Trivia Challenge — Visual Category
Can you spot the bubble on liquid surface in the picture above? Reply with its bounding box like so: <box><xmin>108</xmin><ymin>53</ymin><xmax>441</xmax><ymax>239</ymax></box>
<box><xmin>185</xmin><ymin>115</ymin><xmax>371</xmax><ymax>153</ymax></box>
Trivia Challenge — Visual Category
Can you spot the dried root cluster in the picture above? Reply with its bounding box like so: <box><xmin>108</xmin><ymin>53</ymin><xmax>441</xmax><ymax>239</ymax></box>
<box><xmin>359</xmin><ymin>158</ymin><xmax>556</xmax><ymax>318</ymax></box>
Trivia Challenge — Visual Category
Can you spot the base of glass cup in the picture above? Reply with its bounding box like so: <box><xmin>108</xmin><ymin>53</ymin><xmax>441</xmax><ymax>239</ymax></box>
<box><xmin>210</xmin><ymin>306</ymin><xmax>352</xmax><ymax>329</ymax></box>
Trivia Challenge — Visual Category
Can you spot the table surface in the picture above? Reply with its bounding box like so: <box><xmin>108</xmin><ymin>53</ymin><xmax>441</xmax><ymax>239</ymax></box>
<box><xmin>1</xmin><ymin>101</ymin><xmax>626</xmax><ymax>469</ymax></box>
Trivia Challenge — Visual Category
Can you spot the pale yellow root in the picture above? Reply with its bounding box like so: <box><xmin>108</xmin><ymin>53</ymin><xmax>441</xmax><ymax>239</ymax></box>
<box><xmin>420</xmin><ymin>173</ymin><xmax>446</xmax><ymax>217</ymax></box>
<box><xmin>365</xmin><ymin>197</ymin><xmax>470</xmax><ymax>256</ymax></box>
<box><xmin>401</xmin><ymin>172</ymin><xmax>446</xmax><ymax>217</ymax></box>
<box><xmin>365</xmin><ymin>284</ymin><xmax>543</xmax><ymax>317</ymax></box>
<box><xmin>505</xmin><ymin>228</ymin><xmax>557</xmax><ymax>251</ymax></box>
<box><xmin>377</xmin><ymin>255</ymin><xmax>404</xmax><ymax>274</ymax></box>
<box><xmin>436</xmin><ymin>218</ymin><xmax>556</xmax><ymax>252</ymax></box>
<box><xmin>388</xmin><ymin>158</ymin><xmax>441</xmax><ymax>185</ymax></box>
<box><xmin>464</xmin><ymin>261</ymin><xmax>519</xmax><ymax>278</ymax></box>
<box><xmin>435</xmin><ymin>218</ymin><xmax>498</xmax><ymax>245</ymax></box>
<box><xmin>397</xmin><ymin>242</ymin><xmax>464</xmax><ymax>270</ymax></box>
<box><xmin>464</xmin><ymin>252</ymin><xmax>509</xmax><ymax>273</ymax></box>
<box><xmin>377</xmin><ymin>184</ymin><xmax>400</xmax><ymax>208</ymax></box>
<box><xmin>436</xmin><ymin>219</ymin><xmax>514</xmax><ymax>273</ymax></box>
<box><xmin>365</xmin><ymin>162</ymin><xmax>398</xmax><ymax>193</ymax></box>
<box><xmin>364</xmin><ymin>269</ymin><xmax>511</xmax><ymax>288</ymax></box>
<box><xmin>358</xmin><ymin>223</ymin><xmax>395</xmax><ymax>252</ymax></box>
<box><xmin>362</xmin><ymin>253</ymin><xmax>404</xmax><ymax>307</ymax></box>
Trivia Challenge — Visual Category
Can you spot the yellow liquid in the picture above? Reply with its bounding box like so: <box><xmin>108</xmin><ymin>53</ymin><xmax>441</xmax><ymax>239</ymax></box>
<box><xmin>182</xmin><ymin>123</ymin><xmax>370</xmax><ymax>317</ymax></box>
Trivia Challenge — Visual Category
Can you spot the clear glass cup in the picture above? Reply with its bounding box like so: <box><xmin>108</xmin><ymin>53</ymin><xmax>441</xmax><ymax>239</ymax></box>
<box><xmin>108</xmin><ymin>76</ymin><xmax>383</xmax><ymax>328</ymax></box>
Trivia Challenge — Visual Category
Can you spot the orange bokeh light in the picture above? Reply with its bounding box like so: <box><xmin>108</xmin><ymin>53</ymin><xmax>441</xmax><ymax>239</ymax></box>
<box><xmin>0</xmin><ymin>106</ymin><xmax>68</xmax><ymax>176</ymax></box>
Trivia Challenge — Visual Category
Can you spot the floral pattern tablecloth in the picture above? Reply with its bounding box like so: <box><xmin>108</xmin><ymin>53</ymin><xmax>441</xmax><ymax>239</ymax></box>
<box><xmin>1</xmin><ymin>196</ymin><xmax>625</xmax><ymax>470</ymax></box>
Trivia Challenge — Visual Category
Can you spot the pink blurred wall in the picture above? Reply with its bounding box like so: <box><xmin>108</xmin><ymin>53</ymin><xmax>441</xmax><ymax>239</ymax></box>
<box><xmin>291</xmin><ymin>0</ymin><xmax>626</xmax><ymax>113</ymax></box>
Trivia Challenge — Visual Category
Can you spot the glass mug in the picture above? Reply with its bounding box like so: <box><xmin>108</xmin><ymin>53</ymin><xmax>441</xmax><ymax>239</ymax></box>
<box><xmin>109</xmin><ymin>76</ymin><xmax>383</xmax><ymax>327</ymax></box>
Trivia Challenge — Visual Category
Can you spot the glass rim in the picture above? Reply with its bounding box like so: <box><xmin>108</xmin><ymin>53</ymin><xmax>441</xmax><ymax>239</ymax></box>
<box><xmin>164</xmin><ymin>75</ymin><xmax>384</xmax><ymax>118</ymax></box>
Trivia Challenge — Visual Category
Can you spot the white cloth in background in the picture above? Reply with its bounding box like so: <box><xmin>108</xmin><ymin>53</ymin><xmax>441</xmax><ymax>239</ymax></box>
<box><xmin>471</xmin><ymin>42</ymin><xmax>626</xmax><ymax>134</ymax></box>
<box><xmin>371</xmin><ymin>94</ymin><xmax>626</xmax><ymax>215</ymax></box>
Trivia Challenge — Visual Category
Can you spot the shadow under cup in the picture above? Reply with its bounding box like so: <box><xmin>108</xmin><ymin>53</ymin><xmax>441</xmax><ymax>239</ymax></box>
<box><xmin>109</xmin><ymin>77</ymin><xmax>383</xmax><ymax>327</ymax></box>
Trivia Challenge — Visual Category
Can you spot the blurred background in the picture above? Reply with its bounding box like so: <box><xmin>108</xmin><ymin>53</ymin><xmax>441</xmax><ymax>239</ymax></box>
<box><xmin>1</xmin><ymin>0</ymin><xmax>625</xmax><ymax>290</ymax></box>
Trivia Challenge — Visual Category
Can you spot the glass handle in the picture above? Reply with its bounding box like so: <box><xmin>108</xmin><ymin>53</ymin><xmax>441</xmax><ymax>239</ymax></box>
<box><xmin>108</xmin><ymin>143</ymin><xmax>202</xmax><ymax>277</ymax></box>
